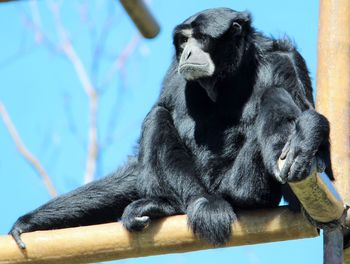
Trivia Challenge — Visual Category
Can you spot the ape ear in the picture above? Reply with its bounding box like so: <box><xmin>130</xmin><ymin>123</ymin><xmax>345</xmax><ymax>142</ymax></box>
<box><xmin>231</xmin><ymin>22</ymin><xmax>242</xmax><ymax>36</ymax></box>
<box><xmin>232</xmin><ymin>12</ymin><xmax>252</xmax><ymax>36</ymax></box>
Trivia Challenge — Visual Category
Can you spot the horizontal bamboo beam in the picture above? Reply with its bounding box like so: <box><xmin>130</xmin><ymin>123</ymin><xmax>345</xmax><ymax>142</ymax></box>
<box><xmin>120</xmin><ymin>0</ymin><xmax>160</xmax><ymax>39</ymax></box>
<box><xmin>0</xmin><ymin>207</ymin><xmax>317</xmax><ymax>264</ymax></box>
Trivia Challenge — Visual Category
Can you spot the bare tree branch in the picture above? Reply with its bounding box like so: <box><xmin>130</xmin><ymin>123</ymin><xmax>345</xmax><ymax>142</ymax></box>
<box><xmin>29</xmin><ymin>0</ymin><xmax>44</xmax><ymax>43</ymax></box>
<box><xmin>100</xmin><ymin>34</ymin><xmax>141</xmax><ymax>88</ymax></box>
<box><xmin>18</xmin><ymin>2</ymin><xmax>58</xmax><ymax>54</ymax></box>
<box><xmin>49</xmin><ymin>1</ymin><xmax>98</xmax><ymax>184</ymax></box>
<box><xmin>0</xmin><ymin>102</ymin><xmax>58</xmax><ymax>197</ymax></box>
<box><xmin>23</xmin><ymin>1</ymin><xmax>140</xmax><ymax>183</ymax></box>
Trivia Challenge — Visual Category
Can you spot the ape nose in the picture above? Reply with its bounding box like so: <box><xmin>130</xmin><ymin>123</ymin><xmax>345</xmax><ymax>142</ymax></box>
<box><xmin>185</xmin><ymin>50</ymin><xmax>192</xmax><ymax>60</ymax></box>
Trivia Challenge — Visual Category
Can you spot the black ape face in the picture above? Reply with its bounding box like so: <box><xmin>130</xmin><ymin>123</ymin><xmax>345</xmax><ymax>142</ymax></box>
<box><xmin>176</xmin><ymin>30</ymin><xmax>216</xmax><ymax>81</ymax></box>
<box><xmin>174</xmin><ymin>8</ymin><xmax>251</xmax><ymax>81</ymax></box>
<box><xmin>173</xmin><ymin>8</ymin><xmax>251</xmax><ymax>101</ymax></box>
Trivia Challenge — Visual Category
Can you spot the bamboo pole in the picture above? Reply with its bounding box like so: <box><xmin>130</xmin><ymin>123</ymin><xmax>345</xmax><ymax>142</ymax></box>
<box><xmin>278</xmin><ymin>158</ymin><xmax>345</xmax><ymax>263</ymax></box>
<box><xmin>316</xmin><ymin>0</ymin><xmax>350</xmax><ymax>262</ymax></box>
<box><xmin>0</xmin><ymin>207</ymin><xmax>317</xmax><ymax>264</ymax></box>
<box><xmin>279</xmin><ymin>159</ymin><xmax>344</xmax><ymax>223</ymax></box>
<box><xmin>120</xmin><ymin>0</ymin><xmax>160</xmax><ymax>39</ymax></box>
<box><xmin>0</xmin><ymin>1</ymin><xmax>160</xmax><ymax>39</ymax></box>
<box><xmin>317</xmin><ymin>0</ymin><xmax>350</xmax><ymax>208</ymax></box>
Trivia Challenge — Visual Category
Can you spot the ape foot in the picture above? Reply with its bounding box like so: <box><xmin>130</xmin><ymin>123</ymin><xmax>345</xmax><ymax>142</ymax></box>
<box><xmin>122</xmin><ymin>215</ymin><xmax>151</xmax><ymax>232</ymax></box>
<box><xmin>9</xmin><ymin>216</ymin><xmax>34</xmax><ymax>249</ymax></box>
<box><xmin>279</xmin><ymin>110</ymin><xmax>329</xmax><ymax>183</ymax></box>
<box><xmin>121</xmin><ymin>198</ymin><xmax>177</xmax><ymax>232</ymax></box>
<box><xmin>279</xmin><ymin>142</ymin><xmax>325</xmax><ymax>183</ymax></box>
<box><xmin>187</xmin><ymin>196</ymin><xmax>236</xmax><ymax>245</ymax></box>
<box><xmin>279</xmin><ymin>140</ymin><xmax>313</xmax><ymax>183</ymax></box>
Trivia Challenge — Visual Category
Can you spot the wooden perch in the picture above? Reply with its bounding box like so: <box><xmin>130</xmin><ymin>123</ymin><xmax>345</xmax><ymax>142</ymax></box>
<box><xmin>278</xmin><ymin>159</ymin><xmax>344</xmax><ymax>223</ymax></box>
<box><xmin>0</xmin><ymin>159</ymin><xmax>343</xmax><ymax>264</ymax></box>
<box><xmin>0</xmin><ymin>207</ymin><xmax>317</xmax><ymax>264</ymax></box>
<box><xmin>316</xmin><ymin>0</ymin><xmax>350</xmax><ymax>263</ymax></box>
<box><xmin>278</xmin><ymin>158</ymin><xmax>345</xmax><ymax>264</ymax></box>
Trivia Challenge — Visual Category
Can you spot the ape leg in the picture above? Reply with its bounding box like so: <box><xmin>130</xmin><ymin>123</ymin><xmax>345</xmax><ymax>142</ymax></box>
<box><xmin>257</xmin><ymin>88</ymin><xmax>301</xmax><ymax>184</ymax></box>
<box><xmin>256</xmin><ymin>88</ymin><xmax>331</xmax><ymax>210</ymax></box>
<box><xmin>257</xmin><ymin>88</ymin><xmax>331</xmax><ymax>182</ymax></box>
<box><xmin>139</xmin><ymin>105</ymin><xmax>236</xmax><ymax>244</ymax></box>
<box><xmin>219</xmin><ymin>143</ymin><xmax>282</xmax><ymax>210</ymax></box>
<box><xmin>121</xmin><ymin>198</ymin><xmax>178</xmax><ymax>231</ymax></box>
<box><xmin>9</xmin><ymin>158</ymin><xmax>139</xmax><ymax>249</ymax></box>
<box><xmin>186</xmin><ymin>195</ymin><xmax>237</xmax><ymax>245</ymax></box>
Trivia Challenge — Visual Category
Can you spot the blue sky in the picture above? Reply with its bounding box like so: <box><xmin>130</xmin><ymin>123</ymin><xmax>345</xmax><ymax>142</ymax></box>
<box><xmin>0</xmin><ymin>1</ymin><xmax>321</xmax><ymax>263</ymax></box>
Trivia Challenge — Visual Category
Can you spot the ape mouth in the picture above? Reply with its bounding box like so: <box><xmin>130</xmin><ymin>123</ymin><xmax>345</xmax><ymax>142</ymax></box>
<box><xmin>178</xmin><ymin>63</ymin><xmax>213</xmax><ymax>80</ymax></box>
<box><xmin>179</xmin><ymin>63</ymin><xmax>208</xmax><ymax>68</ymax></box>
<box><xmin>178</xmin><ymin>63</ymin><xmax>209</xmax><ymax>73</ymax></box>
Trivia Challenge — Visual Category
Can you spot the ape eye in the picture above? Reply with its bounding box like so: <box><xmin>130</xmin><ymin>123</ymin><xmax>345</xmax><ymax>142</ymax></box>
<box><xmin>179</xmin><ymin>36</ymin><xmax>188</xmax><ymax>44</ymax></box>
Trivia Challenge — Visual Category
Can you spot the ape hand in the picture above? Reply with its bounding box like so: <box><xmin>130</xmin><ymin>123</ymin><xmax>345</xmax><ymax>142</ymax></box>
<box><xmin>187</xmin><ymin>196</ymin><xmax>236</xmax><ymax>245</ymax></box>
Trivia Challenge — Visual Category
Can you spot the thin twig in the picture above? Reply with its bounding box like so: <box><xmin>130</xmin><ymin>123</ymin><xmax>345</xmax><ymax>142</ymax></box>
<box><xmin>0</xmin><ymin>102</ymin><xmax>58</xmax><ymax>197</ymax></box>
<box><xmin>49</xmin><ymin>1</ymin><xmax>98</xmax><ymax>184</ymax></box>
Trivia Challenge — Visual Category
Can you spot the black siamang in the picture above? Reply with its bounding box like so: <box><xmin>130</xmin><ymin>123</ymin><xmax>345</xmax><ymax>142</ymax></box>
<box><xmin>10</xmin><ymin>8</ymin><xmax>332</xmax><ymax>248</ymax></box>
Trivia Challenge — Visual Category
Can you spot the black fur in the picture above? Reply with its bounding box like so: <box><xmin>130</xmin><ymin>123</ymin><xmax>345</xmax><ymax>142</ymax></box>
<box><xmin>9</xmin><ymin>8</ymin><xmax>333</xmax><ymax>248</ymax></box>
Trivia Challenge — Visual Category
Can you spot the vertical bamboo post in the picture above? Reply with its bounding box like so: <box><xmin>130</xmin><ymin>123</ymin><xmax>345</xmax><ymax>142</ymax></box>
<box><xmin>317</xmin><ymin>0</ymin><xmax>350</xmax><ymax>206</ymax></box>
<box><xmin>316</xmin><ymin>0</ymin><xmax>350</xmax><ymax>263</ymax></box>
<box><xmin>324</xmin><ymin>228</ymin><xmax>344</xmax><ymax>264</ymax></box>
